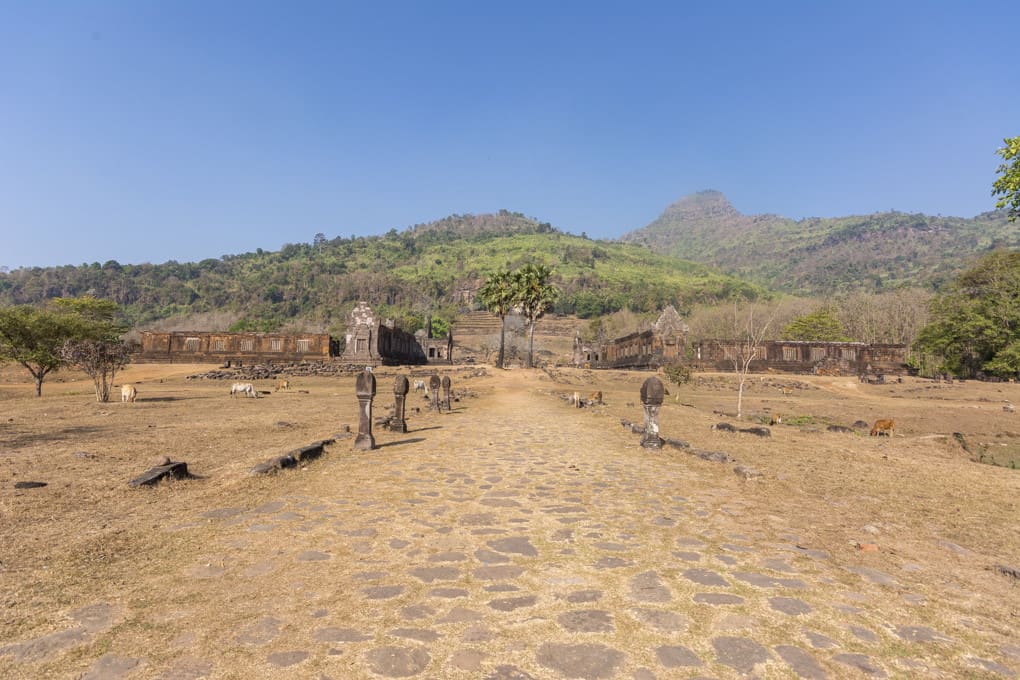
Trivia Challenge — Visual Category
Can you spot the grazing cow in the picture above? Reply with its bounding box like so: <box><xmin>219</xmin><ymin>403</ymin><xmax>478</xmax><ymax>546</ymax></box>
<box><xmin>870</xmin><ymin>419</ymin><xmax>894</xmax><ymax>437</ymax></box>
<box><xmin>121</xmin><ymin>384</ymin><xmax>137</xmax><ymax>403</ymax></box>
<box><xmin>413</xmin><ymin>379</ymin><xmax>427</xmax><ymax>394</ymax></box>
<box><xmin>779</xmin><ymin>387</ymin><xmax>793</xmax><ymax>396</ymax></box>
<box><xmin>231</xmin><ymin>382</ymin><xmax>258</xmax><ymax>398</ymax></box>
<box><xmin>589</xmin><ymin>390</ymin><xmax>603</xmax><ymax>405</ymax></box>
<box><xmin>275</xmin><ymin>378</ymin><xmax>290</xmax><ymax>392</ymax></box>
<box><xmin>769</xmin><ymin>414</ymin><xmax>783</xmax><ymax>426</ymax></box>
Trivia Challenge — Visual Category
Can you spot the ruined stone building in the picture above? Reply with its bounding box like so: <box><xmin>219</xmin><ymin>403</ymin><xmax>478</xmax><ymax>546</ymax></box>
<box><xmin>137</xmin><ymin>331</ymin><xmax>333</xmax><ymax>364</ymax></box>
<box><xmin>340</xmin><ymin>301</ymin><xmax>427</xmax><ymax>365</ymax></box>
<box><xmin>692</xmin><ymin>339</ymin><xmax>907</xmax><ymax>376</ymax></box>
<box><xmin>415</xmin><ymin>316</ymin><xmax>454</xmax><ymax>364</ymax></box>
<box><xmin>137</xmin><ymin>302</ymin><xmax>449</xmax><ymax>366</ymax></box>
<box><xmin>575</xmin><ymin>305</ymin><xmax>908</xmax><ymax>375</ymax></box>
<box><xmin>574</xmin><ymin>306</ymin><xmax>689</xmax><ymax>370</ymax></box>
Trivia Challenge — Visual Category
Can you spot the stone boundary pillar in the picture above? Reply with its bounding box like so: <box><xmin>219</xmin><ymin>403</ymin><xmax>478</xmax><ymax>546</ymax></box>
<box><xmin>392</xmin><ymin>375</ymin><xmax>409</xmax><ymax>433</ymax></box>
<box><xmin>442</xmin><ymin>376</ymin><xmax>452</xmax><ymax>412</ymax></box>
<box><xmin>355</xmin><ymin>370</ymin><xmax>377</xmax><ymax>450</ymax></box>
<box><xmin>640</xmin><ymin>376</ymin><xmax>664</xmax><ymax>449</ymax></box>
<box><xmin>429</xmin><ymin>374</ymin><xmax>441</xmax><ymax>412</ymax></box>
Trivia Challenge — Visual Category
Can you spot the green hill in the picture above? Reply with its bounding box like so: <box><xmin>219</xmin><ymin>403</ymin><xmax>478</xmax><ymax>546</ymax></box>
<box><xmin>620</xmin><ymin>190</ymin><xmax>1019</xmax><ymax>294</ymax></box>
<box><xmin>0</xmin><ymin>213</ymin><xmax>763</xmax><ymax>333</ymax></box>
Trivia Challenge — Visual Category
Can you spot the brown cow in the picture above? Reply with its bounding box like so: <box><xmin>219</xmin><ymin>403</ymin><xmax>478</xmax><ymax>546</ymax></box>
<box><xmin>870</xmin><ymin>419</ymin><xmax>894</xmax><ymax>437</ymax></box>
<box><xmin>589</xmin><ymin>390</ymin><xmax>603</xmax><ymax>405</ymax></box>
<box><xmin>275</xmin><ymin>378</ymin><xmax>290</xmax><ymax>392</ymax></box>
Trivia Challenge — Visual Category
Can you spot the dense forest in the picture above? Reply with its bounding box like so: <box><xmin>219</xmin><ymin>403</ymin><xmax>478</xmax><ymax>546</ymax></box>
<box><xmin>0</xmin><ymin>211</ymin><xmax>762</xmax><ymax>335</ymax></box>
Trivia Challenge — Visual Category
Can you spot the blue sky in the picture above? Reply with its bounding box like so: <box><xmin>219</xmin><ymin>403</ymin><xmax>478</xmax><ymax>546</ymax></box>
<box><xmin>2</xmin><ymin>1</ymin><xmax>1017</xmax><ymax>269</ymax></box>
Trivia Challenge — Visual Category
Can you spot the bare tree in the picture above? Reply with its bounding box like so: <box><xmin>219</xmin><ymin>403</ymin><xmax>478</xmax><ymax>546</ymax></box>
<box><xmin>720</xmin><ymin>301</ymin><xmax>782</xmax><ymax>420</ymax></box>
<box><xmin>59</xmin><ymin>338</ymin><xmax>131</xmax><ymax>402</ymax></box>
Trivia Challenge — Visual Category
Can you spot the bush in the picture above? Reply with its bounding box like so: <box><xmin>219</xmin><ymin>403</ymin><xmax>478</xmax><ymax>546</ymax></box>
<box><xmin>662</xmin><ymin>361</ymin><xmax>693</xmax><ymax>386</ymax></box>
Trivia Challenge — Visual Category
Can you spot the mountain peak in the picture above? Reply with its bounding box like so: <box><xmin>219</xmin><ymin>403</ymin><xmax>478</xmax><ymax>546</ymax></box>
<box><xmin>662</xmin><ymin>190</ymin><xmax>740</xmax><ymax>220</ymax></box>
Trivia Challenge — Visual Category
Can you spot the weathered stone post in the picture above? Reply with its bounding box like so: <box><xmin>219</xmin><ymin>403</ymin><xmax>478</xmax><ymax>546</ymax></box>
<box><xmin>441</xmin><ymin>375</ymin><xmax>452</xmax><ymax>412</ymax></box>
<box><xmin>354</xmin><ymin>370</ymin><xmax>377</xmax><ymax>450</ymax></box>
<box><xmin>640</xmin><ymin>376</ymin><xmax>664</xmax><ymax>449</ymax></box>
<box><xmin>391</xmin><ymin>374</ymin><xmax>409</xmax><ymax>433</ymax></box>
<box><xmin>429</xmin><ymin>374</ymin><xmax>441</xmax><ymax>412</ymax></box>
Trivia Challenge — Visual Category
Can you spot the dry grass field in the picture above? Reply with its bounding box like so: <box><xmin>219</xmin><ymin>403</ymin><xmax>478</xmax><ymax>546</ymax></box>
<box><xmin>1</xmin><ymin>360</ymin><xmax>1018</xmax><ymax>678</ymax></box>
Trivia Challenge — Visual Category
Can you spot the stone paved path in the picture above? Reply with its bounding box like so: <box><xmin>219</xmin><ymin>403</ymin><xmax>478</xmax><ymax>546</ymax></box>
<box><xmin>7</xmin><ymin>375</ymin><xmax>1019</xmax><ymax>679</ymax></box>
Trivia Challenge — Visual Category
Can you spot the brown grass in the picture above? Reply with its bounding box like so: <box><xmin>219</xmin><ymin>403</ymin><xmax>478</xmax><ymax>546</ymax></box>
<box><xmin>1</xmin><ymin>362</ymin><xmax>1018</xmax><ymax>678</ymax></box>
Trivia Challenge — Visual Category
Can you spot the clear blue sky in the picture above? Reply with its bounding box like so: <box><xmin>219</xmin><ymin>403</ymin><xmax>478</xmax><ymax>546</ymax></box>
<box><xmin>2</xmin><ymin>1</ymin><xmax>1017</xmax><ymax>269</ymax></box>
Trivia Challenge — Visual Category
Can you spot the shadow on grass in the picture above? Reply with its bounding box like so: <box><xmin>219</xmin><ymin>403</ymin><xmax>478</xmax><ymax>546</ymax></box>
<box><xmin>3</xmin><ymin>424</ymin><xmax>108</xmax><ymax>450</ymax></box>
<box><xmin>375</xmin><ymin>437</ymin><xmax>426</xmax><ymax>449</ymax></box>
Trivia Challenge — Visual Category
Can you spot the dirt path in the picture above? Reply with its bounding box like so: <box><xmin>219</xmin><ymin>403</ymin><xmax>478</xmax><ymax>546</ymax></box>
<box><xmin>3</xmin><ymin>369</ymin><xmax>1018</xmax><ymax>679</ymax></box>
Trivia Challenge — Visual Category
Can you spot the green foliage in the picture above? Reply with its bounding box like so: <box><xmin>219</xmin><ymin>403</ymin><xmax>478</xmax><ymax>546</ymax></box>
<box><xmin>915</xmin><ymin>250</ymin><xmax>1020</xmax><ymax>377</ymax></box>
<box><xmin>513</xmin><ymin>263</ymin><xmax>559</xmax><ymax>368</ymax></box>
<box><xmin>0</xmin><ymin>212</ymin><xmax>762</xmax><ymax>333</ymax></box>
<box><xmin>478</xmin><ymin>269</ymin><xmax>516</xmax><ymax>368</ymax></box>
<box><xmin>622</xmin><ymin>191</ymin><xmax>1020</xmax><ymax>295</ymax></box>
<box><xmin>0</xmin><ymin>296</ymin><xmax>125</xmax><ymax>396</ymax></box>
<box><xmin>993</xmin><ymin>136</ymin><xmax>1020</xmax><ymax>222</ymax></box>
<box><xmin>430</xmin><ymin>317</ymin><xmax>450</xmax><ymax>338</ymax></box>
<box><xmin>662</xmin><ymin>361</ymin><xmax>693</xmax><ymax>386</ymax></box>
<box><xmin>781</xmin><ymin>308</ymin><xmax>849</xmax><ymax>341</ymax></box>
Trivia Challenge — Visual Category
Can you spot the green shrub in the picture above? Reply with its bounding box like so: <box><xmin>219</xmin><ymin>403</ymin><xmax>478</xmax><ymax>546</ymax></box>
<box><xmin>663</xmin><ymin>361</ymin><xmax>693</xmax><ymax>386</ymax></box>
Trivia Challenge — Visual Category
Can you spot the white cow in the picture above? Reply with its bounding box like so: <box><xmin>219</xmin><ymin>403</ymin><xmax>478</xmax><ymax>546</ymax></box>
<box><xmin>413</xmin><ymin>379</ymin><xmax>427</xmax><ymax>393</ymax></box>
<box><xmin>230</xmin><ymin>382</ymin><xmax>258</xmax><ymax>398</ymax></box>
<box><xmin>121</xmin><ymin>384</ymin><xmax>137</xmax><ymax>402</ymax></box>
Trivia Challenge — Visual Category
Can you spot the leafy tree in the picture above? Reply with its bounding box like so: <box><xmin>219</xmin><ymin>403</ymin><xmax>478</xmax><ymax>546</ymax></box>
<box><xmin>0</xmin><ymin>296</ymin><xmax>126</xmax><ymax>397</ymax></box>
<box><xmin>430</xmin><ymin>317</ymin><xmax>451</xmax><ymax>338</ymax></box>
<box><xmin>782</xmin><ymin>307</ymin><xmax>848</xmax><ymax>341</ymax></box>
<box><xmin>662</xmin><ymin>361</ymin><xmax>693</xmax><ymax>401</ymax></box>
<box><xmin>915</xmin><ymin>250</ymin><xmax>1020</xmax><ymax>377</ymax></box>
<box><xmin>0</xmin><ymin>306</ymin><xmax>82</xmax><ymax>396</ymax></box>
<box><xmin>59</xmin><ymin>338</ymin><xmax>131</xmax><ymax>402</ymax></box>
<box><xmin>512</xmin><ymin>264</ymin><xmax>559</xmax><ymax>368</ymax></box>
<box><xmin>992</xmin><ymin>136</ymin><xmax>1020</xmax><ymax>222</ymax></box>
<box><xmin>478</xmin><ymin>269</ymin><xmax>515</xmax><ymax>368</ymax></box>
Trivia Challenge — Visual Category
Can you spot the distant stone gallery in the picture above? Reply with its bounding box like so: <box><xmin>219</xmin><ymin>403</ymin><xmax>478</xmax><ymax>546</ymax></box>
<box><xmin>136</xmin><ymin>302</ymin><xmax>452</xmax><ymax>366</ymax></box>
<box><xmin>574</xmin><ymin>306</ymin><xmax>908</xmax><ymax>376</ymax></box>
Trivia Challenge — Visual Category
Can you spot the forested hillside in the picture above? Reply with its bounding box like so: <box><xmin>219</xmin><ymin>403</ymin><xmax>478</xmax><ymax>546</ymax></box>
<box><xmin>621</xmin><ymin>191</ymin><xmax>1018</xmax><ymax>294</ymax></box>
<box><xmin>0</xmin><ymin>212</ymin><xmax>762</xmax><ymax>334</ymax></box>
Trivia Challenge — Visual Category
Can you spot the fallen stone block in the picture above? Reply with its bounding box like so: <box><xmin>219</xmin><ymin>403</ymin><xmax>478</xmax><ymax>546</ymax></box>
<box><xmin>712</xmin><ymin>422</ymin><xmax>738</xmax><ymax>432</ymax></box>
<box><xmin>827</xmin><ymin>424</ymin><xmax>855</xmax><ymax>434</ymax></box>
<box><xmin>129</xmin><ymin>461</ymin><xmax>191</xmax><ymax>487</ymax></box>
<box><xmin>250</xmin><ymin>454</ymin><xmax>297</xmax><ymax>475</ymax></box>
<box><xmin>663</xmin><ymin>438</ymin><xmax>690</xmax><ymax>450</ymax></box>
<box><xmin>291</xmin><ymin>439</ymin><xmax>334</xmax><ymax>462</ymax></box>
<box><xmin>693</xmin><ymin>449</ymin><xmax>732</xmax><ymax>463</ymax></box>
<box><xmin>14</xmin><ymin>481</ymin><xmax>47</xmax><ymax>489</ymax></box>
<box><xmin>740</xmin><ymin>426</ymin><xmax>771</xmax><ymax>438</ymax></box>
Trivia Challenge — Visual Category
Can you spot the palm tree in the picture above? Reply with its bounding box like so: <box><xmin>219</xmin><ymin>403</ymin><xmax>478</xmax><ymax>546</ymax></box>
<box><xmin>513</xmin><ymin>264</ymin><xmax>559</xmax><ymax>368</ymax></box>
<box><xmin>478</xmin><ymin>269</ymin><xmax>516</xmax><ymax>368</ymax></box>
